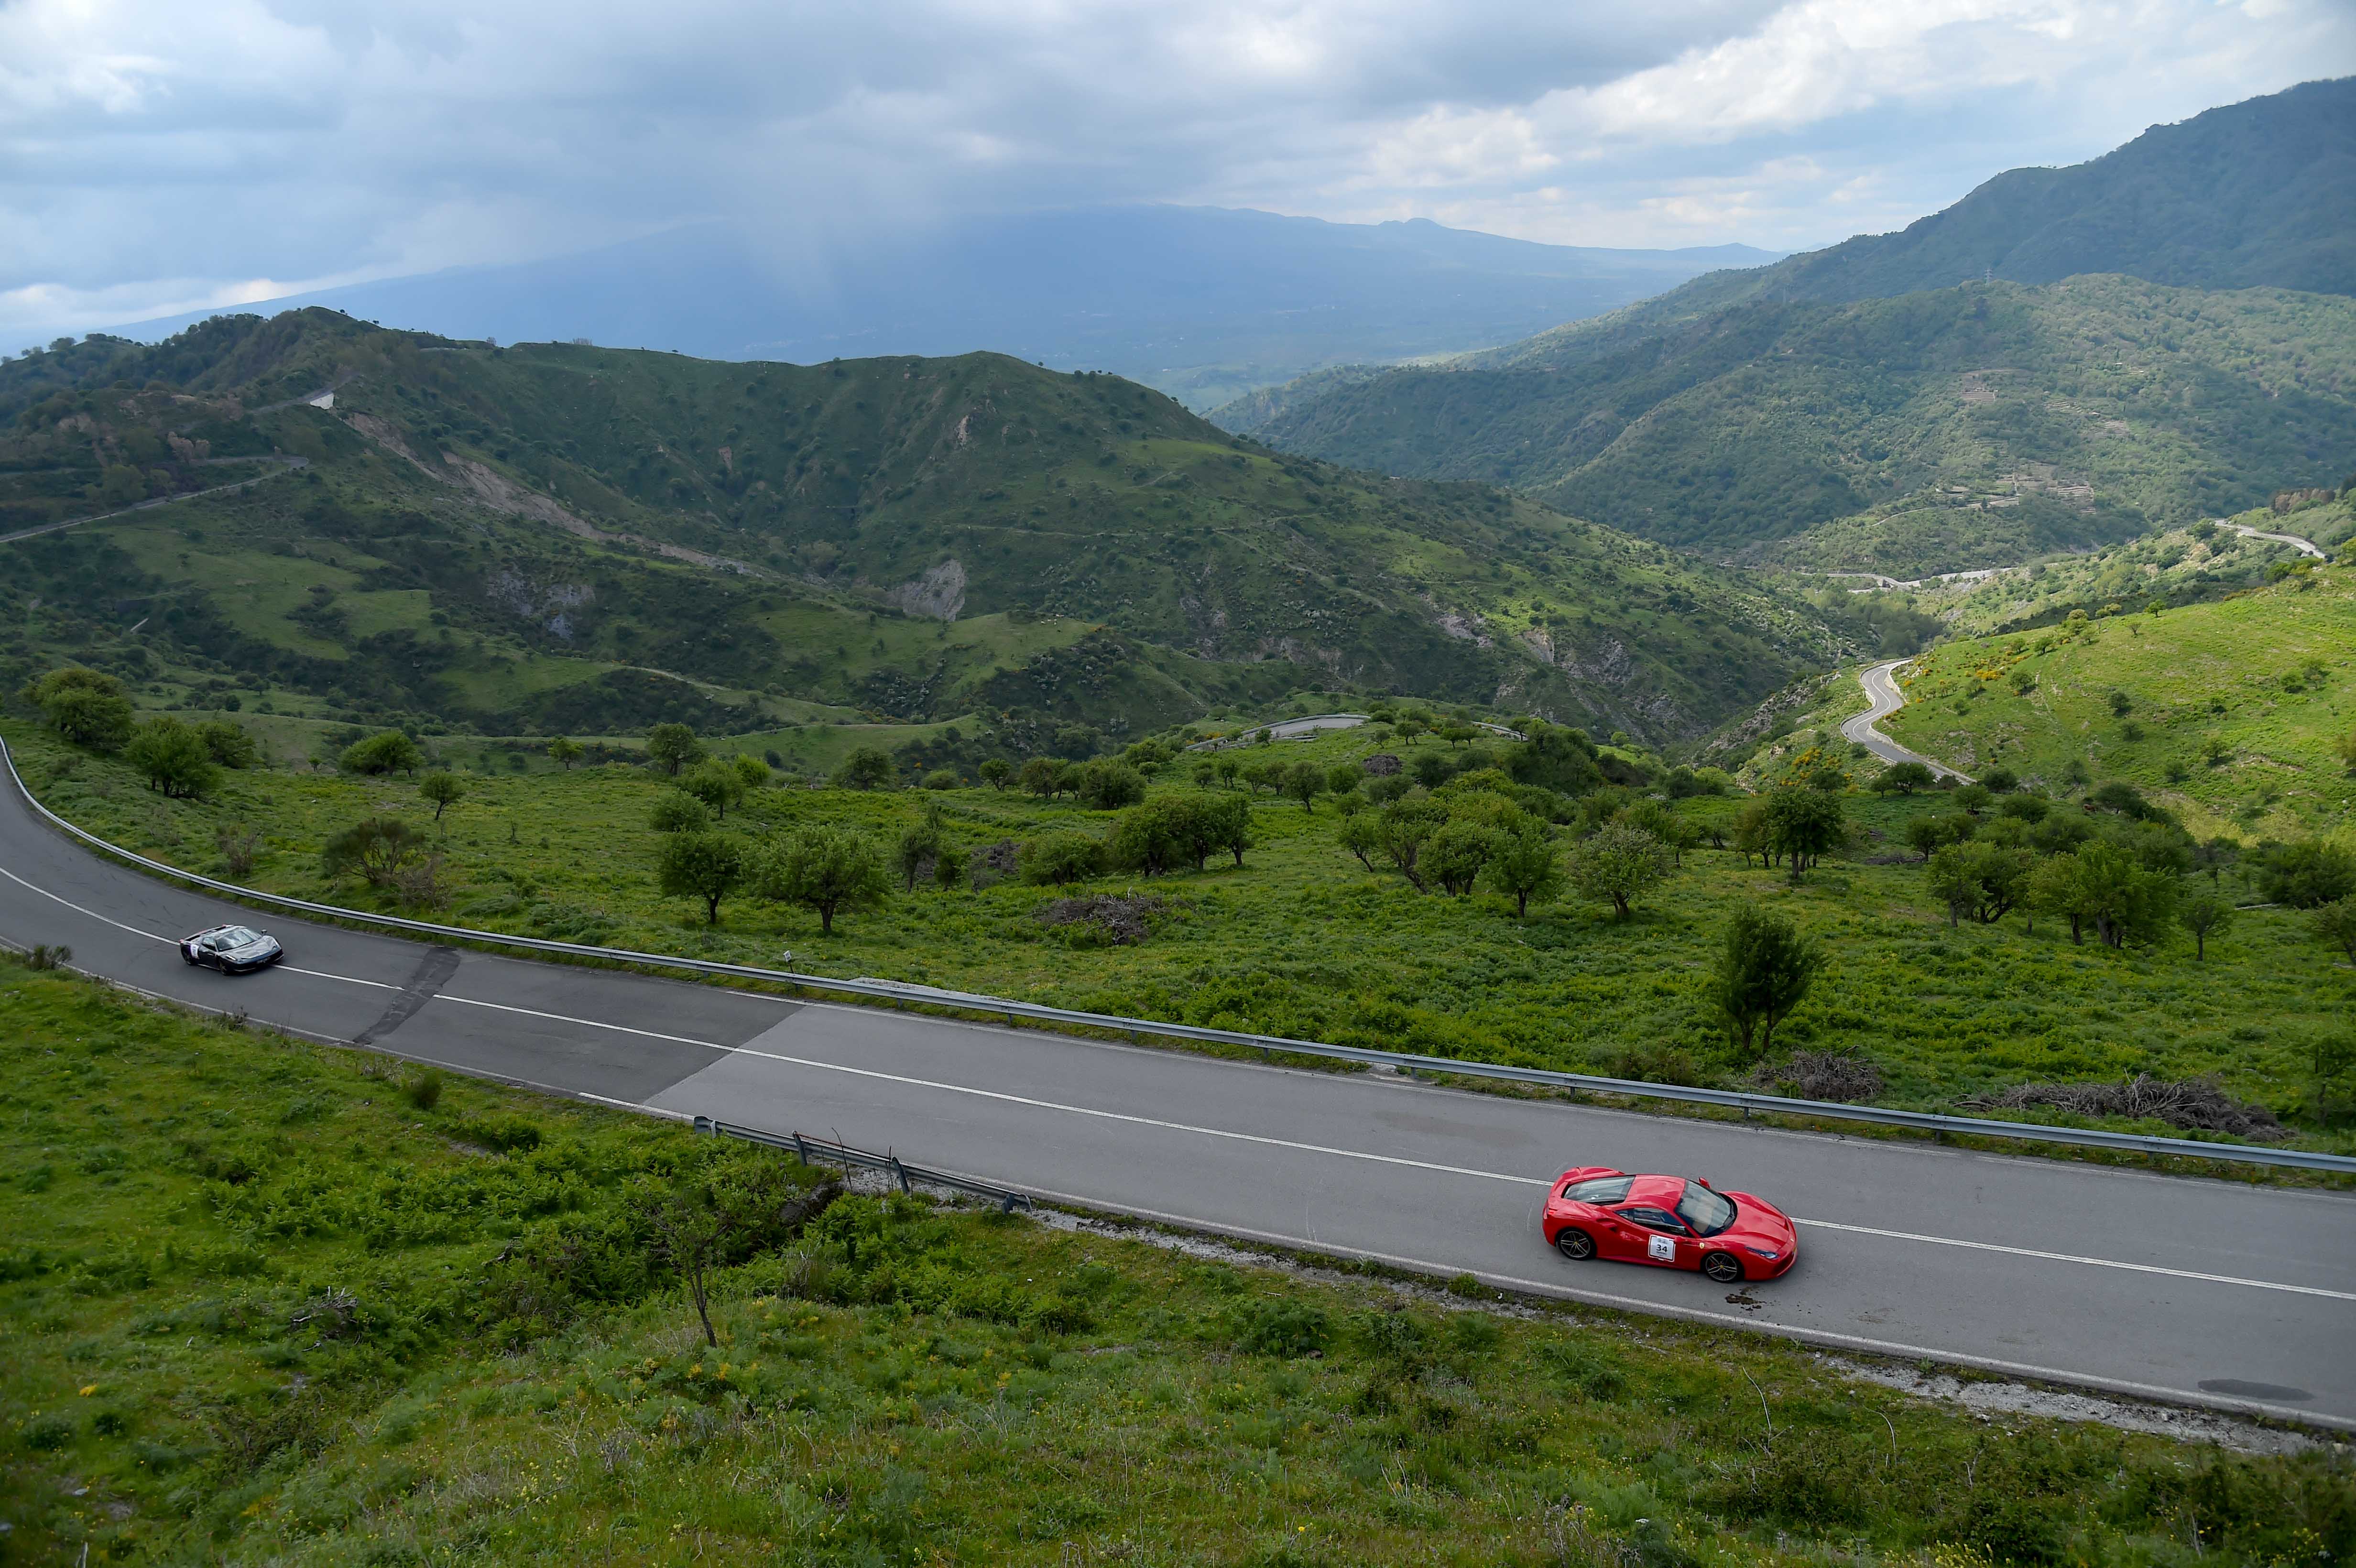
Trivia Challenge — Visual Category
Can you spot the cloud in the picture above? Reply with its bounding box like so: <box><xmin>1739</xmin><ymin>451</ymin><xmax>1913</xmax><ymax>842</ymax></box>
<box><xmin>1</xmin><ymin>0</ymin><xmax>2350</xmax><ymax>341</ymax></box>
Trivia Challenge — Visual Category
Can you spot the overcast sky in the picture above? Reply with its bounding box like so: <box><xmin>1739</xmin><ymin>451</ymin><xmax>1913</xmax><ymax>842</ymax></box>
<box><xmin>4</xmin><ymin>0</ymin><xmax>2352</xmax><ymax>344</ymax></box>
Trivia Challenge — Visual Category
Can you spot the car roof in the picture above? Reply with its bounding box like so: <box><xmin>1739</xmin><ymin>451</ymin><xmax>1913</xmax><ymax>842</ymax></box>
<box><xmin>1624</xmin><ymin>1174</ymin><xmax>1686</xmax><ymax>1207</ymax></box>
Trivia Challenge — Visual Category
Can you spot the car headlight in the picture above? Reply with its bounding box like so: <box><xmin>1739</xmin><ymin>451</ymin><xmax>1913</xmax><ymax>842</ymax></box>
<box><xmin>1742</xmin><ymin>1246</ymin><xmax>1781</xmax><ymax>1261</ymax></box>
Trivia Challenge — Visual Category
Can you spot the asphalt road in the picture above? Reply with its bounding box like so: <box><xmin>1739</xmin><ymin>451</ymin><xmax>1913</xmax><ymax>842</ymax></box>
<box><xmin>1842</xmin><ymin>660</ymin><xmax>1973</xmax><ymax>782</ymax></box>
<box><xmin>3</xmin><ymin>758</ymin><xmax>2351</xmax><ymax>1428</ymax></box>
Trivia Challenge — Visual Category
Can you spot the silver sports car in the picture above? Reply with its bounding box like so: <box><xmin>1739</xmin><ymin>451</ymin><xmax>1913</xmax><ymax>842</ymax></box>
<box><xmin>180</xmin><ymin>924</ymin><xmax>284</xmax><ymax>974</ymax></box>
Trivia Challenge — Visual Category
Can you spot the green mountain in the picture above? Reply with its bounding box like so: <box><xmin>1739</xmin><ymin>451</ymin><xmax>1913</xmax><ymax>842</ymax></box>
<box><xmin>1644</xmin><ymin>76</ymin><xmax>2356</xmax><ymax>315</ymax></box>
<box><xmin>0</xmin><ymin>310</ymin><xmax>1848</xmax><ymax>750</ymax></box>
<box><xmin>1219</xmin><ymin>276</ymin><xmax>2356</xmax><ymax>569</ymax></box>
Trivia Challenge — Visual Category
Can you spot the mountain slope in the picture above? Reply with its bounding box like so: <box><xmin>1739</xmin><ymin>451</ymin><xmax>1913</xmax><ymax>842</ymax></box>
<box><xmin>108</xmin><ymin>208</ymin><xmax>1780</xmax><ymax>411</ymax></box>
<box><xmin>1487</xmin><ymin>74</ymin><xmax>2356</xmax><ymax>343</ymax></box>
<box><xmin>0</xmin><ymin>309</ymin><xmax>1844</xmax><ymax>746</ymax></box>
<box><xmin>1222</xmin><ymin>277</ymin><xmax>2356</xmax><ymax>561</ymax></box>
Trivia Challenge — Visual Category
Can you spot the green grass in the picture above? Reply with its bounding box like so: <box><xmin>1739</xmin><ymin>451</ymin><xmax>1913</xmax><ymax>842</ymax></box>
<box><xmin>11</xmin><ymin>712</ymin><xmax>2353</xmax><ymax>1153</ymax></box>
<box><xmin>1880</xmin><ymin>570</ymin><xmax>2356</xmax><ymax>841</ymax></box>
<box><xmin>5</xmin><ymin>959</ymin><xmax>2351</xmax><ymax>1566</ymax></box>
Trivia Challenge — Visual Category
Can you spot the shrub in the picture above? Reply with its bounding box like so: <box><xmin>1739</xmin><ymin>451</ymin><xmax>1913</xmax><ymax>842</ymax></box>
<box><xmin>339</xmin><ymin>730</ymin><xmax>426</xmax><ymax>776</ymax></box>
<box><xmin>1035</xmin><ymin>893</ymin><xmax>1167</xmax><ymax>947</ymax></box>
<box><xmin>761</xmin><ymin>827</ymin><xmax>889</xmax><ymax>934</ymax></box>
<box><xmin>679</xmin><ymin>758</ymin><xmax>748</xmax><ymax>819</ymax></box>
<box><xmin>921</xmin><ymin>768</ymin><xmax>960</xmax><ymax>790</ymax></box>
<box><xmin>1018</xmin><ymin>831</ymin><xmax>1106</xmax><ymax>886</ymax></box>
<box><xmin>645</xmin><ymin>722</ymin><xmax>703</xmax><ymax>775</ymax></box>
<box><xmin>1229</xmin><ymin>1297</ymin><xmax>1330</xmax><ymax>1358</ymax></box>
<box><xmin>648</xmin><ymin>793</ymin><xmax>711</xmax><ymax>833</ymax></box>
<box><xmin>1075</xmin><ymin>761</ymin><xmax>1146</xmax><ymax>810</ymax></box>
<box><xmin>320</xmin><ymin>817</ymin><xmax>430</xmax><ymax>888</ymax></box>
<box><xmin>2259</xmin><ymin>840</ymin><xmax>2356</xmax><ymax>908</ymax></box>
<box><xmin>1568</xmin><ymin>822</ymin><xmax>1667</xmax><ymax>920</ymax></box>
<box><xmin>404</xmin><ymin>1069</ymin><xmax>444</xmax><ymax>1111</ymax></box>
<box><xmin>196</xmin><ymin>720</ymin><xmax>259</xmax><ymax>768</ymax></box>
<box><xmin>834</xmin><ymin>747</ymin><xmax>897</xmax><ymax>791</ymax></box>
<box><xmin>124</xmin><ymin>717</ymin><xmax>219</xmax><ymax>798</ymax></box>
<box><xmin>25</xmin><ymin>666</ymin><xmax>137</xmax><ymax>750</ymax></box>
<box><xmin>1873</xmin><ymin>761</ymin><xmax>1934</xmax><ymax>795</ymax></box>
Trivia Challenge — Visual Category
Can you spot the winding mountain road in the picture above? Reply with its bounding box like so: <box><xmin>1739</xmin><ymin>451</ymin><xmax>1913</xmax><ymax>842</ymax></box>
<box><xmin>1842</xmin><ymin>659</ymin><xmax>1972</xmax><ymax>782</ymax></box>
<box><xmin>2</xmin><ymin>744</ymin><xmax>2349</xmax><ymax>1427</ymax></box>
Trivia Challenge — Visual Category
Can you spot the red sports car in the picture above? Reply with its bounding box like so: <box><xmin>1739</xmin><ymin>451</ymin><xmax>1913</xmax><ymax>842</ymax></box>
<box><xmin>1542</xmin><ymin>1166</ymin><xmax>1797</xmax><ymax>1283</ymax></box>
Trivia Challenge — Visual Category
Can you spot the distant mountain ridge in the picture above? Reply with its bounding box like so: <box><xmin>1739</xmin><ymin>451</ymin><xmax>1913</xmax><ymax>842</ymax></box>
<box><xmin>1215</xmin><ymin>80</ymin><xmax>2356</xmax><ymax>573</ymax></box>
<box><xmin>0</xmin><ymin>309</ymin><xmax>1851</xmax><ymax>745</ymax></box>
<box><xmin>109</xmin><ymin>208</ymin><xmax>1780</xmax><ymax>412</ymax></box>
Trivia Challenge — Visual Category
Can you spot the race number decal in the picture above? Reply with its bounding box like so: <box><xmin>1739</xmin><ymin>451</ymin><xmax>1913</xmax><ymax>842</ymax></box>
<box><xmin>1647</xmin><ymin>1234</ymin><xmax>1676</xmax><ymax>1263</ymax></box>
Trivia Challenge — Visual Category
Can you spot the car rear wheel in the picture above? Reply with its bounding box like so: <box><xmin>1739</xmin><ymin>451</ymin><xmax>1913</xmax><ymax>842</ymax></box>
<box><xmin>1554</xmin><ymin>1228</ymin><xmax>1596</xmax><ymax>1262</ymax></box>
<box><xmin>1701</xmin><ymin>1251</ymin><xmax>1744</xmax><ymax>1284</ymax></box>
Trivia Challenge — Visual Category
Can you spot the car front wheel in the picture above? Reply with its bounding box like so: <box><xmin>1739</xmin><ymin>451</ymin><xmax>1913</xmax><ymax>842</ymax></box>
<box><xmin>1554</xmin><ymin>1228</ymin><xmax>1596</xmax><ymax>1262</ymax></box>
<box><xmin>1701</xmin><ymin>1251</ymin><xmax>1744</xmax><ymax>1284</ymax></box>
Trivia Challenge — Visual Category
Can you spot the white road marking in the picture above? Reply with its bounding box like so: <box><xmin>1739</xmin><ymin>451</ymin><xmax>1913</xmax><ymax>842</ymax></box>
<box><xmin>1792</xmin><ymin>1219</ymin><xmax>2356</xmax><ymax>1301</ymax></box>
<box><xmin>7</xmin><ymin>861</ymin><xmax>2347</xmax><ymax>1304</ymax></box>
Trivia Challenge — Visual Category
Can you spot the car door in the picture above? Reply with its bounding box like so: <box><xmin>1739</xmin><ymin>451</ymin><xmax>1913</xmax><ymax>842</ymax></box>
<box><xmin>1616</xmin><ymin>1206</ymin><xmax>1693</xmax><ymax>1267</ymax></box>
<box><xmin>1590</xmin><ymin>1206</ymin><xmax>1648</xmax><ymax>1261</ymax></box>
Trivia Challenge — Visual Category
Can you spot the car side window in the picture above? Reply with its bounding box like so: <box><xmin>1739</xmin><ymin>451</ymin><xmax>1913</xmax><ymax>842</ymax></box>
<box><xmin>1617</xmin><ymin>1207</ymin><xmax>1689</xmax><ymax>1235</ymax></box>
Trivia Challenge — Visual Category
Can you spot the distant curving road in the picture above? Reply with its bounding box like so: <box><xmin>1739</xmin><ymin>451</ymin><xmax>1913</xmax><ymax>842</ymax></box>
<box><xmin>2</xmin><ymin>743</ymin><xmax>2351</xmax><ymax>1427</ymax></box>
<box><xmin>2222</xmin><ymin>521</ymin><xmax>2327</xmax><ymax>560</ymax></box>
<box><xmin>1843</xmin><ymin>660</ymin><xmax>1972</xmax><ymax>782</ymax></box>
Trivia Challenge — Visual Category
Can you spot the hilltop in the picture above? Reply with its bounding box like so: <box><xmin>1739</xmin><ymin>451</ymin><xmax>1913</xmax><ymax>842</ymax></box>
<box><xmin>1219</xmin><ymin>277</ymin><xmax>2356</xmax><ymax>566</ymax></box>
<box><xmin>0</xmin><ymin>310</ymin><xmax>1848</xmax><ymax>751</ymax></box>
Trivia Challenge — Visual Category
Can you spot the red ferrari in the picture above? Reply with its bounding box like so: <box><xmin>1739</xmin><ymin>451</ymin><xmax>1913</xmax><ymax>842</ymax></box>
<box><xmin>1543</xmin><ymin>1166</ymin><xmax>1798</xmax><ymax>1283</ymax></box>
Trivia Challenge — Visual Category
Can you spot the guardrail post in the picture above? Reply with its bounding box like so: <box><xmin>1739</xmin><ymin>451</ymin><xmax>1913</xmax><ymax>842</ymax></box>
<box><xmin>890</xmin><ymin>1155</ymin><xmax>912</xmax><ymax>1194</ymax></box>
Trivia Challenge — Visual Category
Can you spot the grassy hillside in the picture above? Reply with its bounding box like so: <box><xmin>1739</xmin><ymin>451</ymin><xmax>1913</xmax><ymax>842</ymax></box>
<box><xmin>11</xmin><ymin>961</ymin><xmax>2350</xmax><ymax>1565</ymax></box>
<box><xmin>0</xmin><ymin>310</ymin><xmax>1845</xmax><ymax>746</ymax></box>
<box><xmin>1879</xmin><ymin>567</ymin><xmax>2356</xmax><ymax>842</ymax></box>
<box><xmin>10</xmin><ymin>699</ymin><xmax>2352</xmax><ymax>1148</ymax></box>
<box><xmin>1219</xmin><ymin>277</ymin><xmax>2356</xmax><ymax>568</ymax></box>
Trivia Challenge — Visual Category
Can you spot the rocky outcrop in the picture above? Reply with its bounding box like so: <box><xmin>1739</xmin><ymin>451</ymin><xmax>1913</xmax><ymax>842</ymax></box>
<box><xmin>886</xmin><ymin>559</ymin><xmax>967</xmax><ymax>621</ymax></box>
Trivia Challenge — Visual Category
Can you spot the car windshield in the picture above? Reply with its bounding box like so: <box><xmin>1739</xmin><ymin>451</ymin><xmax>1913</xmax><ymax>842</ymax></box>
<box><xmin>1674</xmin><ymin>1182</ymin><xmax>1738</xmax><ymax>1237</ymax></box>
<box><xmin>218</xmin><ymin>928</ymin><xmax>260</xmax><ymax>946</ymax></box>
<box><xmin>1561</xmin><ymin>1176</ymin><xmax>1633</xmax><ymax>1204</ymax></box>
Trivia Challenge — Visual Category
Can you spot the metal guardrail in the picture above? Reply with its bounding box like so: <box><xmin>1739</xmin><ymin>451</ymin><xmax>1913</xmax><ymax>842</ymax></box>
<box><xmin>696</xmin><ymin>1119</ymin><xmax>1033</xmax><ymax>1211</ymax></box>
<box><xmin>6</xmin><ymin>732</ymin><xmax>2352</xmax><ymax>1174</ymax></box>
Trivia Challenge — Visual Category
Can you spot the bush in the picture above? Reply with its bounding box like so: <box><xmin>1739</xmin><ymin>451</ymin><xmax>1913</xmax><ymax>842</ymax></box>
<box><xmin>1075</xmin><ymin>762</ymin><xmax>1146</xmax><ymax>810</ymax></box>
<box><xmin>1019</xmin><ymin>831</ymin><xmax>1106</xmax><ymax>886</ymax></box>
<box><xmin>648</xmin><ymin>793</ymin><xmax>711</xmax><ymax>833</ymax></box>
<box><xmin>339</xmin><ymin>730</ymin><xmax>425</xmax><ymax>776</ymax></box>
<box><xmin>404</xmin><ymin>1069</ymin><xmax>444</xmax><ymax>1111</ymax></box>
<box><xmin>23</xmin><ymin>666</ymin><xmax>134</xmax><ymax>751</ymax></box>
<box><xmin>1229</xmin><ymin>1297</ymin><xmax>1330</xmax><ymax>1358</ymax></box>
<box><xmin>320</xmin><ymin>817</ymin><xmax>431</xmax><ymax>888</ymax></box>
<box><xmin>2259</xmin><ymin>840</ymin><xmax>2356</xmax><ymax>908</ymax></box>
<box><xmin>196</xmin><ymin>720</ymin><xmax>259</xmax><ymax>768</ymax></box>
<box><xmin>921</xmin><ymin>768</ymin><xmax>961</xmax><ymax>790</ymax></box>
<box><xmin>124</xmin><ymin>717</ymin><xmax>219</xmax><ymax>798</ymax></box>
<box><xmin>834</xmin><ymin>747</ymin><xmax>897</xmax><ymax>791</ymax></box>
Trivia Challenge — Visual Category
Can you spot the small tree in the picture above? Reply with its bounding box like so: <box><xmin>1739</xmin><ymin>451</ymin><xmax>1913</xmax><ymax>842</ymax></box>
<box><xmin>1569</xmin><ymin>821</ymin><xmax>1669</xmax><ymax>920</ymax></box>
<box><xmin>2179</xmin><ymin>885</ymin><xmax>2237</xmax><ymax>961</ymax></box>
<box><xmin>764</xmin><ymin>827</ymin><xmax>889</xmax><ymax>934</ymax></box>
<box><xmin>980</xmin><ymin>758</ymin><xmax>1013</xmax><ymax>792</ymax></box>
<box><xmin>1214</xmin><ymin>756</ymin><xmax>1242</xmax><ymax>789</ymax></box>
<box><xmin>894</xmin><ymin>809</ymin><xmax>949</xmax><ymax>892</ymax></box>
<box><xmin>197</xmin><ymin>720</ymin><xmax>260</xmax><ymax>769</ymax></box>
<box><xmin>1712</xmin><ymin>906</ymin><xmax>1823</xmax><ymax>1063</ymax></box>
<box><xmin>658</xmin><ymin>831</ymin><xmax>747</xmax><ymax>925</ymax></box>
<box><xmin>1874</xmin><ymin>761</ymin><xmax>1934</xmax><ymax>795</ymax></box>
<box><xmin>1019</xmin><ymin>757</ymin><xmax>1062</xmax><ymax>797</ymax></box>
<box><xmin>1764</xmin><ymin>788</ymin><xmax>1846</xmax><ymax>880</ymax></box>
<box><xmin>647</xmin><ymin>1182</ymin><xmax>727</xmax><ymax>1349</ymax></box>
<box><xmin>1076</xmin><ymin>762</ymin><xmax>1146</xmax><ymax>811</ymax></box>
<box><xmin>1280</xmin><ymin>760</ymin><xmax>1327</xmax><ymax>813</ymax></box>
<box><xmin>418</xmin><ymin>771</ymin><xmax>466</xmax><ymax>821</ymax></box>
<box><xmin>1425</xmin><ymin>819</ymin><xmax>1498</xmax><ymax>897</ymax></box>
<box><xmin>547</xmin><ymin>736</ymin><xmax>585</xmax><ymax>770</ymax></box>
<box><xmin>321</xmin><ymin>817</ymin><xmax>431</xmax><ymax>887</ymax></box>
<box><xmin>646</xmin><ymin>723</ymin><xmax>703</xmax><ymax>776</ymax></box>
<box><xmin>732</xmin><ymin>753</ymin><xmax>772</xmax><ymax>790</ymax></box>
<box><xmin>681</xmin><ymin>758</ymin><xmax>748</xmax><ymax>820</ymax></box>
<box><xmin>1017</xmin><ymin>831</ymin><xmax>1106</xmax><ymax>886</ymax></box>
<box><xmin>125</xmin><ymin>717</ymin><xmax>219</xmax><ymax>798</ymax></box>
<box><xmin>1482</xmin><ymin>822</ymin><xmax>1563</xmax><ymax>917</ymax></box>
<box><xmin>2313</xmin><ymin>897</ymin><xmax>2356</xmax><ymax>967</ymax></box>
<box><xmin>340</xmin><ymin>730</ymin><xmax>425</xmax><ymax>777</ymax></box>
<box><xmin>1204</xmin><ymin>792</ymin><xmax>1253</xmax><ymax>867</ymax></box>
<box><xmin>649</xmin><ymin>794</ymin><xmax>711</xmax><ymax>833</ymax></box>
<box><xmin>833</xmin><ymin>746</ymin><xmax>897</xmax><ymax>791</ymax></box>
<box><xmin>24</xmin><ymin>666</ymin><xmax>134</xmax><ymax>751</ymax></box>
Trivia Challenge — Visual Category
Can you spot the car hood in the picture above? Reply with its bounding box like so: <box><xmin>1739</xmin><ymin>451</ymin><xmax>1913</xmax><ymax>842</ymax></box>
<box><xmin>220</xmin><ymin>937</ymin><xmax>279</xmax><ymax>958</ymax></box>
<box><xmin>1720</xmin><ymin>1193</ymin><xmax>1795</xmax><ymax>1251</ymax></box>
